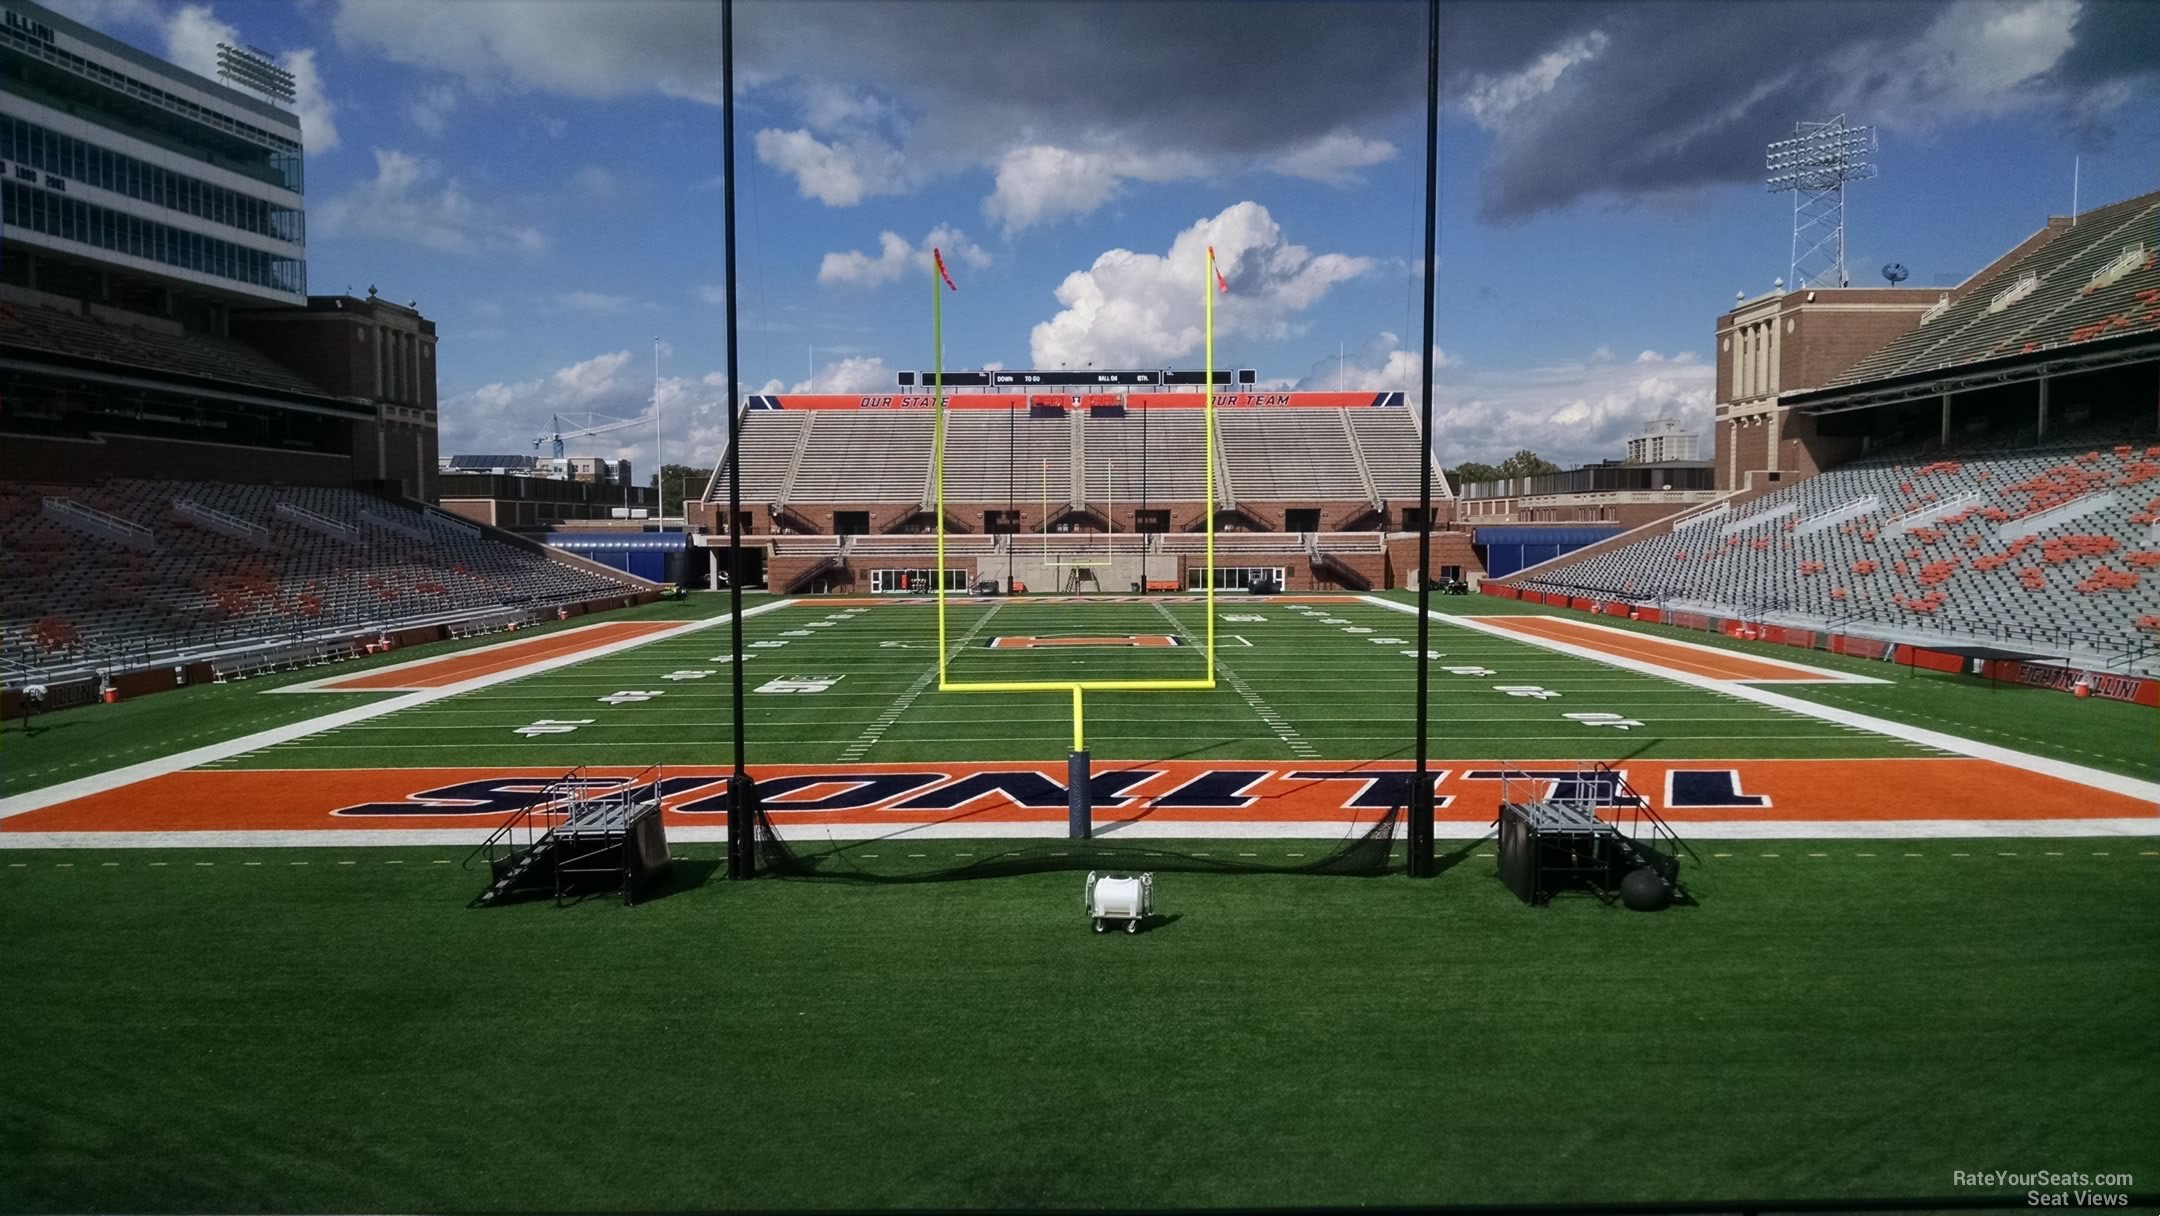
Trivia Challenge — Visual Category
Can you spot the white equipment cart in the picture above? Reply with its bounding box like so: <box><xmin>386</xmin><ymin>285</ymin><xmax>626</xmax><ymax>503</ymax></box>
<box><xmin>1084</xmin><ymin>871</ymin><xmax>1154</xmax><ymax>934</ymax></box>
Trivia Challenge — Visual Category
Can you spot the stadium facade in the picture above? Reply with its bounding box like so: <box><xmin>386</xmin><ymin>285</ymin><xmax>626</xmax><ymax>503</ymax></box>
<box><xmin>1</xmin><ymin>0</ymin><xmax>650</xmax><ymax>711</ymax></box>
<box><xmin>1</xmin><ymin>0</ymin><xmax>305</xmax><ymax>312</ymax></box>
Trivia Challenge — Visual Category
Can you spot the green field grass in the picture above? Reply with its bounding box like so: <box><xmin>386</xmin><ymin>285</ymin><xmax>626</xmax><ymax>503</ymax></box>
<box><xmin>14</xmin><ymin>593</ymin><xmax>2149</xmax><ymax>789</ymax></box>
<box><xmin>0</xmin><ymin>595</ymin><xmax>768</xmax><ymax>797</ymax></box>
<box><xmin>1374</xmin><ymin>592</ymin><xmax>2159</xmax><ymax>780</ymax></box>
<box><xmin>3</xmin><ymin>842</ymin><xmax>2155</xmax><ymax>1212</ymax></box>
<box><xmin>199</xmin><ymin>595</ymin><xmax>1933</xmax><ymax>772</ymax></box>
<box><xmin>5</xmin><ymin>592</ymin><xmax>2156</xmax><ymax>1212</ymax></box>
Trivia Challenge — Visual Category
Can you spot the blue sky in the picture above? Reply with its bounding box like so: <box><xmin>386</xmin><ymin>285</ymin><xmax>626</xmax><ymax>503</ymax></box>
<box><xmin>52</xmin><ymin>0</ymin><xmax>2160</xmax><ymax>470</ymax></box>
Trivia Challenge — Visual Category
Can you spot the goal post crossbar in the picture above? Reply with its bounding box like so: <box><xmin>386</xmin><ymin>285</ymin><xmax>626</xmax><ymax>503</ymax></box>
<box><xmin>930</xmin><ymin>246</ymin><xmax>1222</xmax><ymax>748</ymax></box>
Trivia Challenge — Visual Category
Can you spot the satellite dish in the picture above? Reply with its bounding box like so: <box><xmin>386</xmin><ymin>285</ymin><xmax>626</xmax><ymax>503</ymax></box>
<box><xmin>1882</xmin><ymin>263</ymin><xmax>1909</xmax><ymax>284</ymax></box>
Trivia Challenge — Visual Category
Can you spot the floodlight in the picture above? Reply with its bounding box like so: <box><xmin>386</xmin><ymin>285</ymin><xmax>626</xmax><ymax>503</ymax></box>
<box><xmin>215</xmin><ymin>43</ymin><xmax>295</xmax><ymax>105</ymax></box>
<box><xmin>1765</xmin><ymin>115</ymin><xmax>1877</xmax><ymax>291</ymax></box>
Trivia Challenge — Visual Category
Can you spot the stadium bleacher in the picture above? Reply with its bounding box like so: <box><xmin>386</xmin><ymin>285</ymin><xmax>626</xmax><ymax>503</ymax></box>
<box><xmin>699</xmin><ymin>397</ymin><xmax>1456</xmax><ymax>592</ymax></box>
<box><xmin>0</xmin><ymin>299</ymin><xmax>331</xmax><ymax>399</ymax></box>
<box><xmin>0</xmin><ymin>479</ymin><xmax>645</xmax><ymax>685</ymax></box>
<box><xmin>1512</xmin><ymin>426</ymin><xmax>2160</xmax><ymax>673</ymax></box>
<box><xmin>710</xmin><ymin>404</ymin><xmax>1437</xmax><ymax>516</ymax></box>
<box><xmin>1824</xmin><ymin>193</ymin><xmax>2159</xmax><ymax>388</ymax></box>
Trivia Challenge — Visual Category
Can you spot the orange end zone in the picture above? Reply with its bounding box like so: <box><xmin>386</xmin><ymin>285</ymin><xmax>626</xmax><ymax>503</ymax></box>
<box><xmin>314</xmin><ymin>622</ymin><xmax>682</xmax><ymax>690</ymax></box>
<box><xmin>1474</xmin><ymin>615</ymin><xmax>1845</xmax><ymax>682</ymax></box>
<box><xmin>3</xmin><ymin>758</ymin><xmax>2148</xmax><ymax>834</ymax></box>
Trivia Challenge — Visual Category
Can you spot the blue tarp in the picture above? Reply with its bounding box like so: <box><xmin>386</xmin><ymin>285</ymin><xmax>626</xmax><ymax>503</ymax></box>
<box><xmin>1472</xmin><ymin>525</ymin><xmax>1624</xmax><ymax>578</ymax></box>
<box><xmin>545</xmin><ymin>531</ymin><xmax>684</xmax><ymax>583</ymax></box>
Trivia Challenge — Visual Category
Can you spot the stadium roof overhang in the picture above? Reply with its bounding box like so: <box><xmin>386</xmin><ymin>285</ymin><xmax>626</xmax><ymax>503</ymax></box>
<box><xmin>1784</xmin><ymin>331</ymin><xmax>2160</xmax><ymax>417</ymax></box>
<box><xmin>0</xmin><ymin>351</ymin><xmax>375</xmax><ymax>420</ymax></box>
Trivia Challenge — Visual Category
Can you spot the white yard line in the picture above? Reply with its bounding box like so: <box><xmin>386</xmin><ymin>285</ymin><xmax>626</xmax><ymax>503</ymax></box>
<box><xmin>0</xmin><ymin>599</ymin><xmax>800</xmax><ymax>822</ymax></box>
<box><xmin>1362</xmin><ymin>595</ymin><xmax>2160</xmax><ymax>808</ymax></box>
<box><xmin>1155</xmin><ymin>602</ymin><xmax>1317</xmax><ymax>758</ymax></box>
<box><xmin>838</xmin><ymin>603</ymin><xmax>1003</xmax><ymax>762</ymax></box>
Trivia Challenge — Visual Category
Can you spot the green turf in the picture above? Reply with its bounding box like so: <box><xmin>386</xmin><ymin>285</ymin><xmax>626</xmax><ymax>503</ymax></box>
<box><xmin>198</xmin><ymin>596</ymin><xmax>1938</xmax><ymax>772</ymax></box>
<box><xmin>17</xmin><ymin>592</ymin><xmax>2142</xmax><ymax>785</ymax></box>
<box><xmin>1375</xmin><ymin>590</ymin><xmax>2159</xmax><ymax>779</ymax></box>
<box><xmin>0</xmin><ymin>594</ymin><xmax>769</xmax><ymax>797</ymax></box>
<box><xmin>3</xmin><ymin>843</ymin><xmax>2154</xmax><ymax>1212</ymax></box>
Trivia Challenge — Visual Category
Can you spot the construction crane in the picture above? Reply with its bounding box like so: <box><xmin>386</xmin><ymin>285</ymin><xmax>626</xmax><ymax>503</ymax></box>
<box><xmin>535</xmin><ymin>411</ymin><xmax>649</xmax><ymax>459</ymax></box>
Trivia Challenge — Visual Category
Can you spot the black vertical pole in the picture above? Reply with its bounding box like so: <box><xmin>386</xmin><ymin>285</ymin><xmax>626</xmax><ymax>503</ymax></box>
<box><xmin>1408</xmin><ymin>0</ymin><xmax>1439</xmax><ymax>879</ymax></box>
<box><xmin>722</xmin><ymin>0</ymin><xmax>760</xmax><ymax>879</ymax></box>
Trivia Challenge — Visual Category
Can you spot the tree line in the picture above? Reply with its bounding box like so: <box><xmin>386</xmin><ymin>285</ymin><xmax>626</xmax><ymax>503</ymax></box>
<box><xmin>1444</xmin><ymin>449</ymin><xmax>1561</xmax><ymax>492</ymax></box>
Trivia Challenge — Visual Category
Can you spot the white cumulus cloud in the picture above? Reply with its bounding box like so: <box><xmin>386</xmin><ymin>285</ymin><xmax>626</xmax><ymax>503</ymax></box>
<box><xmin>982</xmin><ymin>144</ymin><xmax>1205</xmax><ymax>235</ymax></box>
<box><xmin>818</xmin><ymin>225</ymin><xmax>990</xmax><ymax>288</ymax></box>
<box><xmin>1464</xmin><ymin>31</ymin><xmax>1609</xmax><ymax>130</ymax></box>
<box><xmin>1030</xmin><ymin>202</ymin><xmax>1374</xmax><ymax>370</ymax></box>
<box><xmin>1428</xmin><ymin>347</ymin><xmax>1714</xmax><ymax>469</ymax></box>
<box><xmin>1268</xmin><ymin>130</ymin><xmax>1397</xmax><ymax>185</ymax></box>
<box><xmin>755</xmin><ymin>128</ymin><xmax>911</xmax><ymax>206</ymax></box>
<box><xmin>314</xmin><ymin>149</ymin><xmax>546</xmax><ymax>257</ymax></box>
<box><xmin>1296</xmin><ymin>332</ymin><xmax>1453</xmax><ymax>392</ymax></box>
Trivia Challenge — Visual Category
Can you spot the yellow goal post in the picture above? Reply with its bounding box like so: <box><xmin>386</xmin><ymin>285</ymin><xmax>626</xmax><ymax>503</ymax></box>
<box><xmin>929</xmin><ymin>245</ymin><xmax>1226</xmax><ymax>749</ymax></box>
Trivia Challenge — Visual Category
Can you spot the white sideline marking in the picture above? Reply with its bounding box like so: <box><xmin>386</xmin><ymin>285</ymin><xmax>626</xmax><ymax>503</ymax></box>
<box><xmin>265</xmin><ymin>617</ymin><xmax>684</xmax><ymax>693</ymax></box>
<box><xmin>1361</xmin><ymin>595</ymin><xmax>2160</xmax><ymax>810</ymax></box>
<box><xmin>1452</xmin><ymin>610</ymin><xmax>1888</xmax><ymax>685</ymax></box>
<box><xmin>9</xmin><ymin>816</ymin><xmax>2159</xmax><ymax>850</ymax></box>
<box><xmin>0</xmin><ymin>599</ymin><xmax>800</xmax><ymax>823</ymax></box>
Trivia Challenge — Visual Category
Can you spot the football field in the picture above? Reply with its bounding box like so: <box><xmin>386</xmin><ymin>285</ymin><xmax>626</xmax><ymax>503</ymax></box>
<box><xmin>3</xmin><ymin>592</ymin><xmax>2157</xmax><ymax>1213</ymax></box>
<box><xmin>3</xmin><ymin>591</ymin><xmax>2152</xmax><ymax>841</ymax></box>
<box><xmin>222</xmin><ymin>594</ymin><xmax>1933</xmax><ymax>766</ymax></box>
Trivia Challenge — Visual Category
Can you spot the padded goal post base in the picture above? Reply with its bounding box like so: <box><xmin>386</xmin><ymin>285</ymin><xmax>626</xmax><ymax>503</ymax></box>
<box><xmin>726</xmin><ymin>771</ymin><xmax>761</xmax><ymax>879</ymax></box>
<box><xmin>1068</xmin><ymin>749</ymin><xmax>1092</xmax><ymax>839</ymax></box>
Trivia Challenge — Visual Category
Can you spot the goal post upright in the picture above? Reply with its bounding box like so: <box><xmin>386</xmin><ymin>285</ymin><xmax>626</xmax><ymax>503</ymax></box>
<box><xmin>927</xmin><ymin>245</ymin><xmax>1221</xmax><ymax>838</ymax></box>
<box><xmin>933</xmin><ymin>257</ymin><xmax>949</xmax><ymax>675</ymax></box>
<box><xmin>1204</xmin><ymin>243</ymin><xmax>1217</xmax><ymax>660</ymax></box>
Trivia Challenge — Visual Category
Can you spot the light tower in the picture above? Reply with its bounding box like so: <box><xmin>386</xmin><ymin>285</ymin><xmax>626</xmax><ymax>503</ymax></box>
<box><xmin>1765</xmin><ymin>115</ymin><xmax>1877</xmax><ymax>290</ymax></box>
<box><xmin>214</xmin><ymin>44</ymin><xmax>295</xmax><ymax>105</ymax></box>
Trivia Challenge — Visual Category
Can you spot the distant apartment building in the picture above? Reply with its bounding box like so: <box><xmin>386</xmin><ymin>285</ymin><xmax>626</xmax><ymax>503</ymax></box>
<box><xmin>1626</xmin><ymin>416</ymin><xmax>1700</xmax><ymax>464</ymax></box>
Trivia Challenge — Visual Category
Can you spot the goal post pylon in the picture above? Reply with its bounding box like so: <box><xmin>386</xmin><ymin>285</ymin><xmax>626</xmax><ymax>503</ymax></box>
<box><xmin>929</xmin><ymin>243</ymin><xmax>1220</xmax><ymax>754</ymax></box>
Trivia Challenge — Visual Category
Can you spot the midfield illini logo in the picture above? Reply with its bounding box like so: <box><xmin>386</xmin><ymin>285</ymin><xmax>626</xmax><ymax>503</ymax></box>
<box><xmin>984</xmin><ymin>635</ymin><xmax>1183</xmax><ymax>649</ymax></box>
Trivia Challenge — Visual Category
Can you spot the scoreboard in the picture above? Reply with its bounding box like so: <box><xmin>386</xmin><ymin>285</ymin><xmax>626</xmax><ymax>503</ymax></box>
<box><xmin>895</xmin><ymin>369</ymin><xmax>1258</xmax><ymax>388</ymax></box>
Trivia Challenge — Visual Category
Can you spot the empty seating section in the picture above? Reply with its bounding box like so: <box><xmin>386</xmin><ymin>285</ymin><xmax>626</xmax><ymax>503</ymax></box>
<box><xmin>717</xmin><ymin>412</ymin><xmax>806</xmax><ymax>504</ymax></box>
<box><xmin>1082</xmin><ymin>409</ymin><xmax>1209</xmax><ymax>502</ymax></box>
<box><xmin>1</xmin><ymin>479</ymin><xmax>638</xmax><ymax>682</ymax></box>
<box><xmin>1348</xmin><ymin>410</ymin><xmax>1444</xmax><ymax>501</ymax></box>
<box><xmin>1830</xmin><ymin>193</ymin><xmax>2159</xmax><ymax>388</ymax></box>
<box><xmin>941</xmin><ymin>414</ymin><xmax>1072</xmax><ymax>503</ymax></box>
<box><xmin>1217</xmin><ymin>410</ymin><xmax>1366</xmax><ymax>500</ymax></box>
<box><xmin>1514</xmin><ymin>430</ymin><xmax>2160</xmax><ymax>672</ymax></box>
<box><xmin>709</xmin><ymin>405</ymin><xmax>1440</xmax><ymax>511</ymax></box>
<box><xmin>786</xmin><ymin>413</ymin><xmax>932</xmax><ymax>503</ymax></box>
<box><xmin>0</xmin><ymin>301</ymin><xmax>329</xmax><ymax>397</ymax></box>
